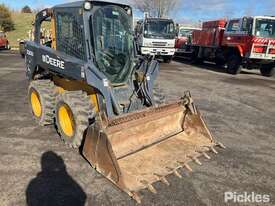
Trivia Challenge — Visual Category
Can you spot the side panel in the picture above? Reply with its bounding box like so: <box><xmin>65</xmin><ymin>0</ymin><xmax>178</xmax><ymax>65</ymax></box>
<box><xmin>222</xmin><ymin>34</ymin><xmax>253</xmax><ymax>57</ymax></box>
<box><xmin>192</xmin><ymin>20</ymin><xmax>226</xmax><ymax>48</ymax></box>
<box><xmin>25</xmin><ymin>41</ymin><xmax>84</xmax><ymax>80</ymax></box>
<box><xmin>25</xmin><ymin>41</ymin><xmax>38</xmax><ymax>79</ymax></box>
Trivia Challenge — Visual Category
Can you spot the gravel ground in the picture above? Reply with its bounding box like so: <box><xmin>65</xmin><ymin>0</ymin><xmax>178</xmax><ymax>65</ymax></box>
<box><xmin>0</xmin><ymin>50</ymin><xmax>274</xmax><ymax>206</ymax></box>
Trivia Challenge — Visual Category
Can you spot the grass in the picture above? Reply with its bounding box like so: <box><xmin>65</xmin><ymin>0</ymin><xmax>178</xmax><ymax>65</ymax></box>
<box><xmin>7</xmin><ymin>12</ymin><xmax>50</xmax><ymax>49</ymax></box>
<box><xmin>7</xmin><ymin>12</ymin><xmax>35</xmax><ymax>48</ymax></box>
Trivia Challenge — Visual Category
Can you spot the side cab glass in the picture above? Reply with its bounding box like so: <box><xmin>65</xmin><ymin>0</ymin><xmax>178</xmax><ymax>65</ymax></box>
<box><xmin>225</xmin><ymin>19</ymin><xmax>241</xmax><ymax>33</ymax></box>
<box><xmin>241</xmin><ymin>17</ymin><xmax>253</xmax><ymax>35</ymax></box>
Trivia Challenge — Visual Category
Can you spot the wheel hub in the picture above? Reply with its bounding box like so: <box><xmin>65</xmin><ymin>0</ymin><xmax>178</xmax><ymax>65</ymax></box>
<box><xmin>58</xmin><ymin>104</ymin><xmax>75</xmax><ymax>138</ymax></box>
<box><xmin>31</xmin><ymin>90</ymin><xmax>42</xmax><ymax>117</ymax></box>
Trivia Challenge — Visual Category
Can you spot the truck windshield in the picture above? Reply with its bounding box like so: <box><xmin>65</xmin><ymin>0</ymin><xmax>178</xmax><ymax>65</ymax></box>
<box><xmin>92</xmin><ymin>6</ymin><xmax>133</xmax><ymax>84</ymax></box>
<box><xmin>144</xmin><ymin>19</ymin><xmax>175</xmax><ymax>39</ymax></box>
<box><xmin>254</xmin><ymin>18</ymin><xmax>275</xmax><ymax>38</ymax></box>
<box><xmin>179</xmin><ymin>29</ymin><xmax>193</xmax><ymax>37</ymax></box>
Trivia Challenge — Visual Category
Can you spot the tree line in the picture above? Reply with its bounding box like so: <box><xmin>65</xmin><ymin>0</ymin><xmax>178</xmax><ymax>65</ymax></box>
<box><xmin>132</xmin><ymin>0</ymin><xmax>180</xmax><ymax>18</ymax></box>
<box><xmin>0</xmin><ymin>4</ymin><xmax>33</xmax><ymax>32</ymax></box>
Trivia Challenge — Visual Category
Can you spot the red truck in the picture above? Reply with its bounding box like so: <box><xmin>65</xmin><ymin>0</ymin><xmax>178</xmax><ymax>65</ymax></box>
<box><xmin>180</xmin><ymin>16</ymin><xmax>275</xmax><ymax>77</ymax></box>
<box><xmin>0</xmin><ymin>31</ymin><xmax>10</xmax><ymax>50</ymax></box>
<box><xmin>175</xmin><ymin>26</ymin><xmax>199</xmax><ymax>56</ymax></box>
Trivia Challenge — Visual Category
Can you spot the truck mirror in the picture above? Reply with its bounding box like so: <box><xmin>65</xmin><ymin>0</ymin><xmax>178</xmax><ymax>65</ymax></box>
<box><xmin>175</xmin><ymin>24</ymin><xmax>179</xmax><ymax>36</ymax></box>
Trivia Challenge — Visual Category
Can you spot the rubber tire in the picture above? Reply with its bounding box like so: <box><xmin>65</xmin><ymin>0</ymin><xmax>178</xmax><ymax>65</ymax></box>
<box><xmin>227</xmin><ymin>54</ymin><xmax>242</xmax><ymax>75</ymax></box>
<box><xmin>260</xmin><ymin>65</ymin><xmax>275</xmax><ymax>77</ymax></box>
<box><xmin>153</xmin><ymin>81</ymin><xmax>166</xmax><ymax>106</ymax></box>
<box><xmin>55</xmin><ymin>91</ymin><xmax>95</xmax><ymax>148</ymax></box>
<box><xmin>28</xmin><ymin>80</ymin><xmax>57</xmax><ymax>126</ymax></box>
<box><xmin>163</xmin><ymin>56</ymin><xmax>172</xmax><ymax>63</ymax></box>
<box><xmin>215</xmin><ymin>58</ymin><xmax>226</xmax><ymax>66</ymax></box>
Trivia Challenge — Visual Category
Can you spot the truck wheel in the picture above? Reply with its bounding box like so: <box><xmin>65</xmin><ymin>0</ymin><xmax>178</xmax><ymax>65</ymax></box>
<box><xmin>215</xmin><ymin>58</ymin><xmax>226</xmax><ymax>67</ymax></box>
<box><xmin>28</xmin><ymin>80</ymin><xmax>57</xmax><ymax>126</ymax></box>
<box><xmin>153</xmin><ymin>81</ymin><xmax>166</xmax><ymax>106</ymax></box>
<box><xmin>260</xmin><ymin>65</ymin><xmax>275</xmax><ymax>77</ymax></box>
<box><xmin>163</xmin><ymin>56</ymin><xmax>172</xmax><ymax>63</ymax></box>
<box><xmin>55</xmin><ymin>91</ymin><xmax>95</xmax><ymax>148</ymax></box>
<box><xmin>226</xmin><ymin>54</ymin><xmax>242</xmax><ymax>75</ymax></box>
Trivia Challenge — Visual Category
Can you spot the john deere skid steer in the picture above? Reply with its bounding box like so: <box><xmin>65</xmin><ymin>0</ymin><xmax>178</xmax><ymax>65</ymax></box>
<box><xmin>25</xmin><ymin>1</ymin><xmax>224</xmax><ymax>203</ymax></box>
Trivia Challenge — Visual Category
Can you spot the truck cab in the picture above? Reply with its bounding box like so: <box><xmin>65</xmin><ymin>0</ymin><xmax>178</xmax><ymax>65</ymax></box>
<box><xmin>222</xmin><ymin>16</ymin><xmax>275</xmax><ymax>76</ymax></box>
<box><xmin>0</xmin><ymin>31</ymin><xmax>10</xmax><ymax>50</ymax></box>
<box><xmin>175</xmin><ymin>27</ymin><xmax>199</xmax><ymax>55</ymax></box>
<box><xmin>135</xmin><ymin>17</ymin><xmax>176</xmax><ymax>63</ymax></box>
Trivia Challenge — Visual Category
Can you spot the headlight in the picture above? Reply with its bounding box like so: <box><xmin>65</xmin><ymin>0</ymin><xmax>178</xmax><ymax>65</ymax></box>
<box><xmin>84</xmin><ymin>2</ymin><xmax>92</xmax><ymax>10</ymax></box>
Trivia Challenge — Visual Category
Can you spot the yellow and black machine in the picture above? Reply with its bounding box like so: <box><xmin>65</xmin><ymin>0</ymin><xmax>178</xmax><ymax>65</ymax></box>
<box><xmin>25</xmin><ymin>0</ymin><xmax>225</xmax><ymax>203</ymax></box>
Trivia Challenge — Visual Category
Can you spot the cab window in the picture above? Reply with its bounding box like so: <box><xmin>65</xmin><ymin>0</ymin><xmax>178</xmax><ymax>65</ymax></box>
<box><xmin>56</xmin><ymin>10</ymin><xmax>86</xmax><ymax>60</ymax></box>
<box><xmin>226</xmin><ymin>20</ymin><xmax>240</xmax><ymax>32</ymax></box>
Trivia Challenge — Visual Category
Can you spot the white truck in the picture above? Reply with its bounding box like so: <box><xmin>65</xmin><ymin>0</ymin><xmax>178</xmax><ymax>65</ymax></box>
<box><xmin>135</xmin><ymin>17</ymin><xmax>176</xmax><ymax>63</ymax></box>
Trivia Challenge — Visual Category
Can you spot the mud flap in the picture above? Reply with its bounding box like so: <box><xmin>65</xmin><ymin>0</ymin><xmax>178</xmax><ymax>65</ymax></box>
<box><xmin>82</xmin><ymin>94</ymin><xmax>225</xmax><ymax>203</ymax></box>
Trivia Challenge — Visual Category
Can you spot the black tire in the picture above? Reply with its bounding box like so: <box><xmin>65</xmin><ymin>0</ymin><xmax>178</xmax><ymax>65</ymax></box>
<box><xmin>215</xmin><ymin>58</ymin><xmax>226</xmax><ymax>66</ymax></box>
<box><xmin>163</xmin><ymin>56</ymin><xmax>172</xmax><ymax>63</ymax></box>
<box><xmin>260</xmin><ymin>64</ymin><xmax>275</xmax><ymax>77</ymax></box>
<box><xmin>55</xmin><ymin>91</ymin><xmax>95</xmax><ymax>148</ymax></box>
<box><xmin>226</xmin><ymin>54</ymin><xmax>242</xmax><ymax>75</ymax></box>
<box><xmin>28</xmin><ymin>80</ymin><xmax>57</xmax><ymax>126</ymax></box>
<box><xmin>153</xmin><ymin>82</ymin><xmax>166</xmax><ymax>106</ymax></box>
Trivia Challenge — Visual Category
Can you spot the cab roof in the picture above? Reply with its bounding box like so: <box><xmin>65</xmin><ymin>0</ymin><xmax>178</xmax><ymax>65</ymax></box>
<box><xmin>53</xmin><ymin>1</ymin><xmax>131</xmax><ymax>9</ymax></box>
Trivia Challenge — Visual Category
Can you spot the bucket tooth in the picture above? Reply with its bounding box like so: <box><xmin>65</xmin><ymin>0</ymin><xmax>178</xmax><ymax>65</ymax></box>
<box><xmin>160</xmin><ymin>176</ymin><xmax>170</xmax><ymax>186</ymax></box>
<box><xmin>193</xmin><ymin>157</ymin><xmax>202</xmax><ymax>165</ymax></box>
<box><xmin>107</xmin><ymin>172</ymin><xmax>112</xmax><ymax>179</ymax></box>
<box><xmin>154</xmin><ymin>173</ymin><xmax>170</xmax><ymax>186</ymax></box>
<box><xmin>218</xmin><ymin>142</ymin><xmax>226</xmax><ymax>149</ymax></box>
<box><xmin>174</xmin><ymin>170</ymin><xmax>182</xmax><ymax>178</ymax></box>
<box><xmin>202</xmin><ymin>152</ymin><xmax>211</xmax><ymax>160</ymax></box>
<box><xmin>131</xmin><ymin>192</ymin><xmax>142</xmax><ymax>204</ymax></box>
<box><xmin>210</xmin><ymin>146</ymin><xmax>218</xmax><ymax>154</ymax></box>
<box><xmin>184</xmin><ymin>163</ymin><xmax>193</xmax><ymax>172</ymax></box>
<box><xmin>147</xmin><ymin>184</ymin><xmax>157</xmax><ymax>194</ymax></box>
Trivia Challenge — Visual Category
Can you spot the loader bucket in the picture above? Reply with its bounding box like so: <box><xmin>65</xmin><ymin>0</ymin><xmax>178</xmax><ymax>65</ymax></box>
<box><xmin>83</xmin><ymin>95</ymin><xmax>224</xmax><ymax>203</ymax></box>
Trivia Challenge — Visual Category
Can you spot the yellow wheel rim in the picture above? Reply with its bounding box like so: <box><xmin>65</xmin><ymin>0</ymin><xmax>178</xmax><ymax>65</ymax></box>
<box><xmin>31</xmin><ymin>90</ymin><xmax>42</xmax><ymax>117</ymax></box>
<box><xmin>58</xmin><ymin>104</ymin><xmax>74</xmax><ymax>138</ymax></box>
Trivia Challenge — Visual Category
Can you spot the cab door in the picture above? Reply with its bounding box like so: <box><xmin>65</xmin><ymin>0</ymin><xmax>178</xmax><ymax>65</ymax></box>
<box><xmin>223</xmin><ymin>18</ymin><xmax>253</xmax><ymax>56</ymax></box>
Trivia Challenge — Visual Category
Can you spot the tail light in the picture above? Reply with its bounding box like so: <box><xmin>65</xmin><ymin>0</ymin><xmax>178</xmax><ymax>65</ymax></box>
<box><xmin>253</xmin><ymin>46</ymin><xmax>266</xmax><ymax>53</ymax></box>
<box><xmin>269</xmin><ymin>48</ymin><xmax>275</xmax><ymax>54</ymax></box>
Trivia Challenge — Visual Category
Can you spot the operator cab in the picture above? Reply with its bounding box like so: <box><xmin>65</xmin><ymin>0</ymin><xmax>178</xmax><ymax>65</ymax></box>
<box><xmin>34</xmin><ymin>1</ymin><xmax>135</xmax><ymax>85</ymax></box>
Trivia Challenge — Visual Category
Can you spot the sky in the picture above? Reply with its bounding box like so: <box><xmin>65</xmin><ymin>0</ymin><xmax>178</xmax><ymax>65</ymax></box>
<box><xmin>1</xmin><ymin>0</ymin><xmax>275</xmax><ymax>23</ymax></box>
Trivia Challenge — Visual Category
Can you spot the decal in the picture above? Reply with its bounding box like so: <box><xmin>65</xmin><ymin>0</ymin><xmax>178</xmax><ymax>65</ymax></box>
<box><xmin>26</xmin><ymin>49</ymin><xmax>34</xmax><ymax>57</ymax></box>
<box><xmin>103</xmin><ymin>79</ymin><xmax>109</xmax><ymax>87</ymax></box>
<box><xmin>42</xmin><ymin>55</ymin><xmax>65</xmax><ymax>70</ymax></box>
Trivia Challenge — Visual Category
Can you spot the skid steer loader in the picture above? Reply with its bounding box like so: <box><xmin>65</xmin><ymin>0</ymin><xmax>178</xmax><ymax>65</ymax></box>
<box><xmin>25</xmin><ymin>1</ymin><xmax>225</xmax><ymax>203</ymax></box>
